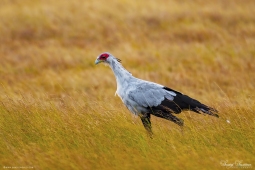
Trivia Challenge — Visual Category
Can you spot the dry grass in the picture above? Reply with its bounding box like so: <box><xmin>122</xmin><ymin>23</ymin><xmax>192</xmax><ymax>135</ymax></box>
<box><xmin>0</xmin><ymin>0</ymin><xmax>255</xmax><ymax>169</ymax></box>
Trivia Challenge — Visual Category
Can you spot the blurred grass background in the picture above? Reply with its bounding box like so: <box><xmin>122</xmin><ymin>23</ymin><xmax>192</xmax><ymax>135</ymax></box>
<box><xmin>0</xmin><ymin>0</ymin><xmax>254</xmax><ymax>169</ymax></box>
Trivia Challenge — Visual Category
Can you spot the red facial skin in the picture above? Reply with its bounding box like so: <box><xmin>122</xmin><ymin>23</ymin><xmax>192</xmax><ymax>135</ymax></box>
<box><xmin>99</xmin><ymin>53</ymin><xmax>110</xmax><ymax>61</ymax></box>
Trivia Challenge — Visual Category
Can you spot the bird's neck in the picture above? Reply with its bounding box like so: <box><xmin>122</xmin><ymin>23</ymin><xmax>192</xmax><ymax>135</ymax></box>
<box><xmin>109</xmin><ymin>60</ymin><xmax>133</xmax><ymax>87</ymax></box>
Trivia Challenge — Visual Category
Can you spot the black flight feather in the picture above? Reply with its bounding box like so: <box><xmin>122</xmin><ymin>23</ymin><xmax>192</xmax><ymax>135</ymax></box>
<box><xmin>162</xmin><ymin>87</ymin><xmax>219</xmax><ymax>117</ymax></box>
<box><xmin>147</xmin><ymin>86</ymin><xmax>219</xmax><ymax>125</ymax></box>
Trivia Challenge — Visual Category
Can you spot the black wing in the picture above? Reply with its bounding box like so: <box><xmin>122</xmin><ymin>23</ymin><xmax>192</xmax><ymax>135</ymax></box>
<box><xmin>141</xmin><ymin>86</ymin><xmax>218</xmax><ymax>132</ymax></box>
<box><xmin>148</xmin><ymin>87</ymin><xmax>219</xmax><ymax>117</ymax></box>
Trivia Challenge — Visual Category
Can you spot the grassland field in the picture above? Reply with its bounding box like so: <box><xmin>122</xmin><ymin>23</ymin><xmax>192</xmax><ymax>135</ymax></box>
<box><xmin>0</xmin><ymin>0</ymin><xmax>255</xmax><ymax>169</ymax></box>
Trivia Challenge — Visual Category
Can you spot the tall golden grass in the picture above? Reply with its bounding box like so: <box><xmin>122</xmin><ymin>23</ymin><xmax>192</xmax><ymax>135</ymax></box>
<box><xmin>0</xmin><ymin>0</ymin><xmax>254</xmax><ymax>169</ymax></box>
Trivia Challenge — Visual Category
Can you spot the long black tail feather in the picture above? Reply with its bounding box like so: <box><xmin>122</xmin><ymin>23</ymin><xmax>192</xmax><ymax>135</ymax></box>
<box><xmin>157</xmin><ymin>87</ymin><xmax>219</xmax><ymax>117</ymax></box>
<box><xmin>180</xmin><ymin>94</ymin><xmax>219</xmax><ymax>117</ymax></box>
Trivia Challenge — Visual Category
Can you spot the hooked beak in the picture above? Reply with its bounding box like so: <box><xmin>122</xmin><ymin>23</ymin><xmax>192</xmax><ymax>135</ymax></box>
<box><xmin>95</xmin><ymin>58</ymin><xmax>102</xmax><ymax>65</ymax></box>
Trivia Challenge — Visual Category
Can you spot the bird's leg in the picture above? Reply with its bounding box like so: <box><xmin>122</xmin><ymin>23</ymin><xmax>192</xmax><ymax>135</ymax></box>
<box><xmin>139</xmin><ymin>113</ymin><xmax>153</xmax><ymax>138</ymax></box>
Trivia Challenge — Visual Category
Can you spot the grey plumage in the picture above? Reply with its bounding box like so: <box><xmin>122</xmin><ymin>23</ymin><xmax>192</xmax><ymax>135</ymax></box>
<box><xmin>95</xmin><ymin>52</ymin><xmax>219</xmax><ymax>136</ymax></box>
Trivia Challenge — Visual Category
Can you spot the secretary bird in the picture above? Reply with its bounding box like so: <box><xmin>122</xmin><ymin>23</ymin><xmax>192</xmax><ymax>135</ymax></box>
<box><xmin>95</xmin><ymin>52</ymin><xmax>219</xmax><ymax>136</ymax></box>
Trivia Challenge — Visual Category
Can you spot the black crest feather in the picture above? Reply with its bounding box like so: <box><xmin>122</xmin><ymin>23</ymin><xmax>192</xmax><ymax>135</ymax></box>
<box><xmin>116</xmin><ymin>58</ymin><xmax>121</xmax><ymax>63</ymax></box>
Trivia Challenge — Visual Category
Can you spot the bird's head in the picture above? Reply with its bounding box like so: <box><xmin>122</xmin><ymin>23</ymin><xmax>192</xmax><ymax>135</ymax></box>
<box><xmin>95</xmin><ymin>52</ymin><xmax>121</xmax><ymax>65</ymax></box>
